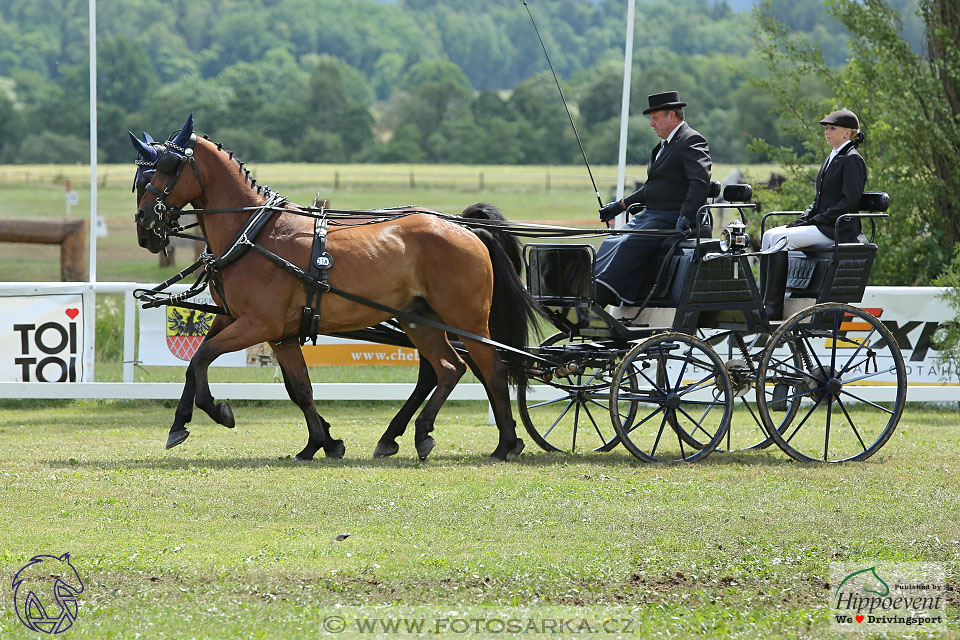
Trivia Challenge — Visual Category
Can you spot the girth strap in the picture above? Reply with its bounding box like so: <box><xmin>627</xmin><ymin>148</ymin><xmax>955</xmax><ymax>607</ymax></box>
<box><xmin>301</xmin><ymin>213</ymin><xmax>333</xmax><ymax>345</ymax></box>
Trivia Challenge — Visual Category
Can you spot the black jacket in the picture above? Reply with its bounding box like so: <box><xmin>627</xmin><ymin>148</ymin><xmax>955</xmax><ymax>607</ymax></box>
<box><xmin>803</xmin><ymin>142</ymin><xmax>867</xmax><ymax>242</ymax></box>
<box><xmin>622</xmin><ymin>122</ymin><xmax>712</xmax><ymax>223</ymax></box>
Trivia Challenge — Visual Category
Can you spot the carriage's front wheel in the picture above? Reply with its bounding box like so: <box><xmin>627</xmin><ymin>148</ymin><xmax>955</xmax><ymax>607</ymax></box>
<box><xmin>756</xmin><ymin>303</ymin><xmax>906</xmax><ymax>462</ymax></box>
<box><xmin>610</xmin><ymin>332</ymin><xmax>733</xmax><ymax>462</ymax></box>
<box><xmin>517</xmin><ymin>333</ymin><xmax>627</xmax><ymax>453</ymax></box>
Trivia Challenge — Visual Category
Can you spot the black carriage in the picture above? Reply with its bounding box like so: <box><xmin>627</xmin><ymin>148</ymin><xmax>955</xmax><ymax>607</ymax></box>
<box><xmin>519</xmin><ymin>183</ymin><xmax>906</xmax><ymax>463</ymax></box>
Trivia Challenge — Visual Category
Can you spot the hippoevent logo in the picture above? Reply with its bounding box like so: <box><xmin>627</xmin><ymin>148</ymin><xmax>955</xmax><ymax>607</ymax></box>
<box><xmin>166</xmin><ymin>306</ymin><xmax>214</xmax><ymax>361</ymax></box>
<box><xmin>12</xmin><ymin>553</ymin><xmax>84</xmax><ymax>634</ymax></box>
<box><xmin>830</xmin><ymin>562</ymin><xmax>945</xmax><ymax>632</ymax></box>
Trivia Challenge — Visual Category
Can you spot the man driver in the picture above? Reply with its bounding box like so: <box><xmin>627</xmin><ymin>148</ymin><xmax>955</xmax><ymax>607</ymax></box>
<box><xmin>594</xmin><ymin>91</ymin><xmax>712</xmax><ymax>307</ymax></box>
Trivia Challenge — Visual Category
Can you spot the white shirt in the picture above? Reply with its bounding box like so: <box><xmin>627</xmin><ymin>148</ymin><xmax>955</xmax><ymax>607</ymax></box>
<box><xmin>656</xmin><ymin>122</ymin><xmax>684</xmax><ymax>161</ymax></box>
<box><xmin>825</xmin><ymin>139</ymin><xmax>853</xmax><ymax>170</ymax></box>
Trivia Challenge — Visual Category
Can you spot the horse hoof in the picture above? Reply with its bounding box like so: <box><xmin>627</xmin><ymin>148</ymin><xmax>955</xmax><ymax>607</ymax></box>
<box><xmin>325</xmin><ymin>439</ymin><xmax>345</xmax><ymax>459</ymax></box>
<box><xmin>294</xmin><ymin>453</ymin><xmax>314</xmax><ymax>461</ymax></box>
<box><xmin>166</xmin><ymin>429</ymin><xmax>190</xmax><ymax>450</ymax></box>
<box><xmin>216</xmin><ymin>402</ymin><xmax>235</xmax><ymax>429</ymax></box>
<box><xmin>373</xmin><ymin>440</ymin><xmax>399</xmax><ymax>458</ymax></box>
<box><xmin>416</xmin><ymin>437</ymin><xmax>435</xmax><ymax>461</ymax></box>
<box><xmin>489</xmin><ymin>438</ymin><xmax>524</xmax><ymax>462</ymax></box>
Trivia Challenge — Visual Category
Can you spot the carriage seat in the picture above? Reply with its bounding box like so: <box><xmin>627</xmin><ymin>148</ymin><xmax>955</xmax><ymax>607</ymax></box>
<box><xmin>786</xmin><ymin>192</ymin><xmax>888</xmax><ymax>303</ymax></box>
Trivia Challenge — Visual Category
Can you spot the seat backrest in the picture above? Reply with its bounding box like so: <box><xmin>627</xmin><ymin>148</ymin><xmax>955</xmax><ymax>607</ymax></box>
<box><xmin>858</xmin><ymin>191</ymin><xmax>889</xmax><ymax>213</ymax></box>
<box><xmin>525</xmin><ymin>244</ymin><xmax>594</xmax><ymax>302</ymax></box>
<box><xmin>723</xmin><ymin>183</ymin><xmax>753</xmax><ymax>203</ymax></box>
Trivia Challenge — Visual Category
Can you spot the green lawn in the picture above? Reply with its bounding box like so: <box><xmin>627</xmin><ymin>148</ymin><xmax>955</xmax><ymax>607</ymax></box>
<box><xmin>0</xmin><ymin>400</ymin><xmax>956</xmax><ymax>639</ymax></box>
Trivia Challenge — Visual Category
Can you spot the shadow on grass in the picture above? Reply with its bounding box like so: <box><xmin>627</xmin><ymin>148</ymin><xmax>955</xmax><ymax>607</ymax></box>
<box><xmin>43</xmin><ymin>447</ymin><xmax>799</xmax><ymax>471</ymax></box>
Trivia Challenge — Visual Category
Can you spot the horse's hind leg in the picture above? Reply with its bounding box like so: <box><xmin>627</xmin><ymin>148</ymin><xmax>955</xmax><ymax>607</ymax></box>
<box><xmin>398</xmin><ymin>323</ymin><xmax>467</xmax><ymax>461</ymax></box>
<box><xmin>272</xmin><ymin>342</ymin><xmax>343</xmax><ymax>460</ymax></box>
<box><xmin>166</xmin><ymin>314</ymin><xmax>232</xmax><ymax>450</ymax></box>
<box><xmin>461</xmin><ymin>339</ymin><xmax>523</xmax><ymax>461</ymax></box>
<box><xmin>374</xmin><ymin>360</ymin><xmax>437</xmax><ymax>458</ymax></box>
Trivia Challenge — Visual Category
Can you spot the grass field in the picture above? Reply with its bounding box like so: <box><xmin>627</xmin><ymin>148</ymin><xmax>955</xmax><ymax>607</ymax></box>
<box><xmin>0</xmin><ymin>400</ymin><xmax>957</xmax><ymax>639</ymax></box>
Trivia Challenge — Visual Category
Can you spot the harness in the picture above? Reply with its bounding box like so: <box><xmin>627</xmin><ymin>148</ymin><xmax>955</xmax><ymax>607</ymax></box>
<box><xmin>131</xmin><ymin>133</ymin><xmax>682</xmax><ymax>368</ymax></box>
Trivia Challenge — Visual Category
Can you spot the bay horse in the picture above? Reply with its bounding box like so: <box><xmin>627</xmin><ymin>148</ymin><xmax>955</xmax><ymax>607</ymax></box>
<box><xmin>130</xmin><ymin>115</ymin><xmax>540</xmax><ymax>461</ymax></box>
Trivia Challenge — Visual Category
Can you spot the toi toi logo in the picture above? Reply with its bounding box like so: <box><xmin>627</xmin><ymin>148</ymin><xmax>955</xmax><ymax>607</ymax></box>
<box><xmin>13</xmin><ymin>310</ymin><xmax>80</xmax><ymax>382</ymax></box>
<box><xmin>12</xmin><ymin>553</ymin><xmax>84</xmax><ymax>634</ymax></box>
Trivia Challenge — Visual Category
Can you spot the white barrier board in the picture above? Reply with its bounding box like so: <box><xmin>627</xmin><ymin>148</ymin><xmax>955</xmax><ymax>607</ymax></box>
<box><xmin>0</xmin><ymin>293</ymin><xmax>84</xmax><ymax>382</ymax></box>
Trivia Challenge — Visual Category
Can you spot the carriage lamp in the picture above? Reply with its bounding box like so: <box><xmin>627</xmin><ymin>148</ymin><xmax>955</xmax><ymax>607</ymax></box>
<box><xmin>719</xmin><ymin>219</ymin><xmax>749</xmax><ymax>253</ymax></box>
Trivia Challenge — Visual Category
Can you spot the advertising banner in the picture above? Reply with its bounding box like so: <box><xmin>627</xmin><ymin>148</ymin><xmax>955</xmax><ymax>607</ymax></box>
<box><xmin>0</xmin><ymin>294</ymin><xmax>84</xmax><ymax>382</ymax></box>
<box><xmin>138</xmin><ymin>297</ymin><xmax>245</xmax><ymax>367</ymax></box>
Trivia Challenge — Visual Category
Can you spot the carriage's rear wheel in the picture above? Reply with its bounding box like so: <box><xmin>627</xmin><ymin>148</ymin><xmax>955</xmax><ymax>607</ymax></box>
<box><xmin>609</xmin><ymin>332</ymin><xmax>733</xmax><ymax>462</ymax></box>
<box><xmin>517</xmin><ymin>333</ymin><xmax>628</xmax><ymax>453</ymax></box>
<box><xmin>699</xmin><ymin>331</ymin><xmax>803</xmax><ymax>453</ymax></box>
<box><xmin>756</xmin><ymin>303</ymin><xmax>906</xmax><ymax>462</ymax></box>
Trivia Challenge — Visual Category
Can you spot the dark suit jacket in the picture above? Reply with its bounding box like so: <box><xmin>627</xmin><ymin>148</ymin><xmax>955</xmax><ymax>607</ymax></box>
<box><xmin>621</xmin><ymin>121</ymin><xmax>712</xmax><ymax>223</ymax></box>
<box><xmin>804</xmin><ymin>143</ymin><xmax>867</xmax><ymax>242</ymax></box>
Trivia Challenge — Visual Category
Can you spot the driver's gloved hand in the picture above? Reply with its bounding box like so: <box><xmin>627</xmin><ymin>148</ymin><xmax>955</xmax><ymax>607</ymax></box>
<box><xmin>599</xmin><ymin>200</ymin><xmax>624</xmax><ymax>223</ymax></box>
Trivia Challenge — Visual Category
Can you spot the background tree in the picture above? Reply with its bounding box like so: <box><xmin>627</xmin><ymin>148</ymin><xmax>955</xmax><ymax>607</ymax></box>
<box><xmin>746</xmin><ymin>0</ymin><xmax>960</xmax><ymax>286</ymax></box>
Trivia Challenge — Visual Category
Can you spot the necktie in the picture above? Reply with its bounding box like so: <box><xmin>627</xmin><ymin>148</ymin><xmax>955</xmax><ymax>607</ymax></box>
<box><xmin>657</xmin><ymin>140</ymin><xmax>668</xmax><ymax>161</ymax></box>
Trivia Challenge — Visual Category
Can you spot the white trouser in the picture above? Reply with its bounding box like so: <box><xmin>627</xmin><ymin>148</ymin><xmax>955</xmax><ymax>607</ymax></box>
<box><xmin>761</xmin><ymin>224</ymin><xmax>832</xmax><ymax>251</ymax></box>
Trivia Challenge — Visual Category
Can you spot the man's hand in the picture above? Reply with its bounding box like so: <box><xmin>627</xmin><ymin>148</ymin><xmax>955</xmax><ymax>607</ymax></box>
<box><xmin>785</xmin><ymin>215</ymin><xmax>809</xmax><ymax>228</ymax></box>
<box><xmin>675</xmin><ymin>215</ymin><xmax>692</xmax><ymax>238</ymax></box>
<box><xmin>599</xmin><ymin>200</ymin><xmax>624</xmax><ymax>223</ymax></box>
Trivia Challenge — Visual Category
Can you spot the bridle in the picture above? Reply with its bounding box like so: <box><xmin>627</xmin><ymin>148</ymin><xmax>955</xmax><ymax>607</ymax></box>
<box><xmin>136</xmin><ymin>133</ymin><xmax>206</xmax><ymax>237</ymax></box>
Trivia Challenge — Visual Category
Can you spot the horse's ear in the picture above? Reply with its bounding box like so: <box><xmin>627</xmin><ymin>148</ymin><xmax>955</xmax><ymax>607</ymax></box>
<box><xmin>170</xmin><ymin>113</ymin><xmax>194</xmax><ymax>148</ymax></box>
<box><xmin>142</xmin><ymin>131</ymin><xmax>155</xmax><ymax>144</ymax></box>
<box><xmin>129</xmin><ymin>131</ymin><xmax>157</xmax><ymax>162</ymax></box>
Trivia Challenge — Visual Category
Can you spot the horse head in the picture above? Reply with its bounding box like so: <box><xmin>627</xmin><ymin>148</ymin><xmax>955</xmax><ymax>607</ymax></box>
<box><xmin>129</xmin><ymin>114</ymin><xmax>204</xmax><ymax>253</ymax></box>
<box><xmin>12</xmin><ymin>553</ymin><xmax>85</xmax><ymax>633</ymax></box>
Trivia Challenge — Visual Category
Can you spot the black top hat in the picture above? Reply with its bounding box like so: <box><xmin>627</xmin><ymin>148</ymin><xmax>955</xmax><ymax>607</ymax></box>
<box><xmin>643</xmin><ymin>91</ymin><xmax>687</xmax><ymax>115</ymax></box>
<box><xmin>820</xmin><ymin>108</ymin><xmax>860</xmax><ymax>130</ymax></box>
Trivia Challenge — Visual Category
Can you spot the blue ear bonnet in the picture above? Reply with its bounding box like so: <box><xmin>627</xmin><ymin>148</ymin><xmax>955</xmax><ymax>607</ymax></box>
<box><xmin>128</xmin><ymin>113</ymin><xmax>196</xmax><ymax>193</ymax></box>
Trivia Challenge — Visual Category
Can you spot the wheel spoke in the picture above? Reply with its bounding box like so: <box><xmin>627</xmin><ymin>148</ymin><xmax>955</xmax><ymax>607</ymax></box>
<box><xmin>741</xmin><ymin>396</ymin><xmax>762</xmax><ymax>428</ymax></box>
<box><xmin>528</xmin><ymin>395</ymin><xmax>570</xmax><ymax>410</ymax></box>
<box><xmin>676</xmin><ymin>343</ymin><xmax>695</xmax><ymax>388</ymax></box>
<box><xmin>835</xmin><ymin>396</ymin><xmax>868</xmax><ymax>451</ymax></box>
<box><xmin>582</xmin><ymin>401</ymin><xmax>609</xmax><ymax>445</ymax></box>
<box><xmin>839</xmin><ymin>326</ymin><xmax>879</xmax><ymax>374</ymax></box>
<box><xmin>650</xmin><ymin>411</ymin><xmax>669</xmax><ymax>458</ymax></box>
<box><xmin>675</xmin><ymin>411</ymin><xmax>687</xmax><ymax>460</ymax></box>
<box><xmin>838</xmin><ymin>389</ymin><xmax>896</xmax><ymax>415</ymax></box>
<box><xmin>830</xmin><ymin>308</ymin><xmax>841</xmax><ymax>372</ymax></box>
<box><xmin>571</xmin><ymin>397</ymin><xmax>582</xmax><ymax>452</ymax></box>
<box><xmin>823</xmin><ymin>397</ymin><xmax>833</xmax><ymax>461</ymax></box>
<box><xmin>678</xmin><ymin>371</ymin><xmax>720</xmax><ymax>396</ymax></box>
<box><xmin>784</xmin><ymin>394</ymin><xmax>826</xmax><ymax>444</ymax></box>
<box><xmin>798</xmin><ymin>324</ymin><xmax>829</xmax><ymax>374</ymax></box>
<box><xmin>765</xmin><ymin>352</ymin><xmax>828</xmax><ymax>385</ymax></box>
<box><xmin>621</xmin><ymin>405</ymin><xmax>664</xmax><ymax>437</ymax></box>
<box><xmin>542</xmin><ymin>399</ymin><xmax>576</xmax><ymax>439</ymax></box>
<box><xmin>838</xmin><ymin>365</ymin><xmax>898</xmax><ymax>385</ymax></box>
<box><xmin>677</xmin><ymin>405</ymin><xmax>718</xmax><ymax>441</ymax></box>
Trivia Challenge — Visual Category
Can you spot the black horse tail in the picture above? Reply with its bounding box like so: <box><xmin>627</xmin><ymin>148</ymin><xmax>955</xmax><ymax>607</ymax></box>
<box><xmin>461</xmin><ymin>203</ymin><xmax>542</xmax><ymax>389</ymax></box>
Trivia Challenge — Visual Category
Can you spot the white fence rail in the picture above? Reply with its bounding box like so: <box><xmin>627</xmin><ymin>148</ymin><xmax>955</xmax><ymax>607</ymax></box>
<box><xmin>1</xmin><ymin>282</ymin><xmax>957</xmax><ymax>402</ymax></box>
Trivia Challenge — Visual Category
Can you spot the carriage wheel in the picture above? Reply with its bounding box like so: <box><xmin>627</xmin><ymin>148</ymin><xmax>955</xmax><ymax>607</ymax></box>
<box><xmin>609</xmin><ymin>332</ymin><xmax>733</xmax><ymax>462</ymax></box>
<box><xmin>517</xmin><ymin>333</ymin><xmax>628</xmax><ymax>453</ymax></box>
<box><xmin>756</xmin><ymin>303</ymin><xmax>906</xmax><ymax>462</ymax></box>
<box><xmin>704</xmin><ymin>331</ymin><xmax>803</xmax><ymax>453</ymax></box>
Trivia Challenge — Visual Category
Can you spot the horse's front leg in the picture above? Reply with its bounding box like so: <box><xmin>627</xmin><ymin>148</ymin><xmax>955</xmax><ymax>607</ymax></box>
<box><xmin>166</xmin><ymin>314</ymin><xmax>233</xmax><ymax>449</ymax></box>
<box><xmin>189</xmin><ymin>316</ymin><xmax>269</xmax><ymax>436</ymax></box>
<box><xmin>272</xmin><ymin>342</ymin><xmax>344</xmax><ymax>460</ymax></box>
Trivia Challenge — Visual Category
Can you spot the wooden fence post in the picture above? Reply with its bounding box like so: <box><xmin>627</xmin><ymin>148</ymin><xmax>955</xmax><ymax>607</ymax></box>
<box><xmin>0</xmin><ymin>218</ymin><xmax>88</xmax><ymax>281</ymax></box>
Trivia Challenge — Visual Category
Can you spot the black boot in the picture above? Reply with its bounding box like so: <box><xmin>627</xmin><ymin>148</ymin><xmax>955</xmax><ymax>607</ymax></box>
<box><xmin>760</xmin><ymin>252</ymin><xmax>788</xmax><ymax>320</ymax></box>
<box><xmin>594</xmin><ymin>284</ymin><xmax>618</xmax><ymax>307</ymax></box>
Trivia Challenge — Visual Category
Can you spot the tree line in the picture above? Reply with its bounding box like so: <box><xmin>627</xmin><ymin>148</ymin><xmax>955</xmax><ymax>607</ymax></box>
<box><xmin>0</xmin><ymin>0</ymin><xmax>867</xmax><ymax>166</ymax></box>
